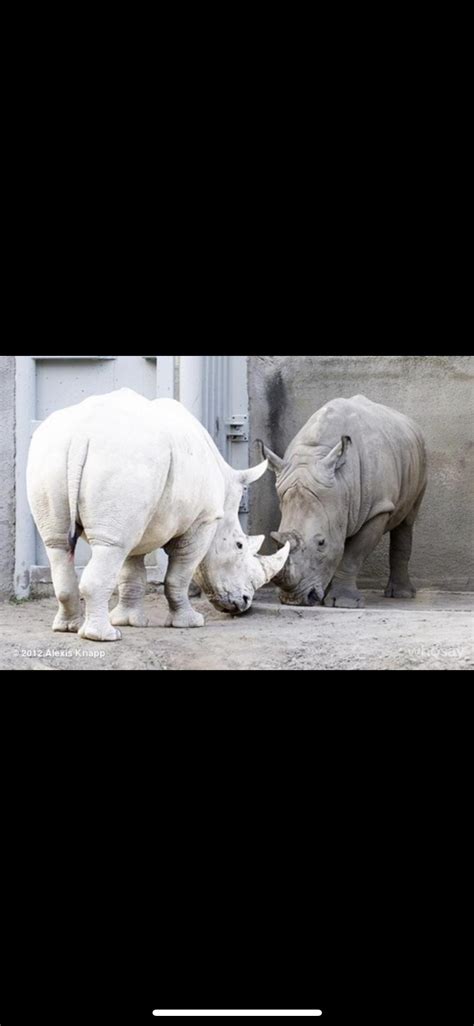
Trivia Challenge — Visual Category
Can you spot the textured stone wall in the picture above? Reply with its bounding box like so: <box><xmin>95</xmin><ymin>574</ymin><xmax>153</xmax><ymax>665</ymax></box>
<box><xmin>0</xmin><ymin>356</ymin><xmax>15</xmax><ymax>597</ymax></box>
<box><xmin>248</xmin><ymin>355</ymin><xmax>474</xmax><ymax>590</ymax></box>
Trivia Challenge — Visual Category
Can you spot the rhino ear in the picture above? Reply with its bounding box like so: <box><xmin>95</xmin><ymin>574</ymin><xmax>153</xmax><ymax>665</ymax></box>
<box><xmin>239</xmin><ymin>460</ymin><xmax>268</xmax><ymax>487</ymax></box>
<box><xmin>255</xmin><ymin>439</ymin><xmax>284</xmax><ymax>475</ymax></box>
<box><xmin>316</xmin><ymin>435</ymin><xmax>352</xmax><ymax>485</ymax></box>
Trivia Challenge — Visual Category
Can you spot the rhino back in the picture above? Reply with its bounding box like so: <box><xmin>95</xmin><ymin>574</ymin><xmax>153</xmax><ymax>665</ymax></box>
<box><xmin>286</xmin><ymin>396</ymin><xmax>427</xmax><ymax>536</ymax></box>
<box><xmin>29</xmin><ymin>390</ymin><xmax>226</xmax><ymax>555</ymax></box>
<box><xmin>81</xmin><ymin>395</ymin><xmax>226</xmax><ymax>548</ymax></box>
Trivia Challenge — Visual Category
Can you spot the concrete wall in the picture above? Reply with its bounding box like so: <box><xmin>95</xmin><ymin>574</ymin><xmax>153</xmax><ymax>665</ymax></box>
<box><xmin>248</xmin><ymin>355</ymin><xmax>474</xmax><ymax>590</ymax></box>
<box><xmin>0</xmin><ymin>356</ymin><xmax>15</xmax><ymax>597</ymax></box>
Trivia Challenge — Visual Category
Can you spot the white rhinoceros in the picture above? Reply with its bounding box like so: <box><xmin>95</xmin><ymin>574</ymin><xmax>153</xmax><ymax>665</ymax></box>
<box><xmin>260</xmin><ymin>394</ymin><xmax>428</xmax><ymax>608</ymax></box>
<box><xmin>27</xmin><ymin>389</ymin><xmax>289</xmax><ymax>641</ymax></box>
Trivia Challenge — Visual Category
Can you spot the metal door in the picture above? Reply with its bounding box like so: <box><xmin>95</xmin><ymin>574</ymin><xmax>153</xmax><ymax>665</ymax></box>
<box><xmin>201</xmin><ymin>356</ymin><xmax>250</xmax><ymax>529</ymax></box>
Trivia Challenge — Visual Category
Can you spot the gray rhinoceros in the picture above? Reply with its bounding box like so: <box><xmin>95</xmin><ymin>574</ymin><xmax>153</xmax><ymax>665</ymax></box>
<box><xmin>27</xmin><ymin>389</ymin><xmax>289</xmax><ymax>641</ymax></box>
<box><xmin>260</xmin><ymin>395</ymin><xmax>428</xmax><ymax>608</ymax></box>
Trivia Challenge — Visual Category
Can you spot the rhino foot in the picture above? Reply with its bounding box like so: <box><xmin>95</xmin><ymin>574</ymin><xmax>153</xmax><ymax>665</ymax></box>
<box><xmin>53</xmin><ymin>615</ymin><xmax>83</xmax><ymax>634</ymax></box>
<box><xmin>166</xmin><ymin>609</ymin><xmax>205</xmax><ymax>628</ymax></box>
<box><xmin>110</xmin><ymin>607</ymin><xmax>151</xmax><ymax>627</ymax></box>
<box><xmin>78</xmin><ymin>623</ymin><xmax>122</xmax><ymax>642</ymax></box>
<box><xmin>324</xmin><ymin>584</ymin><xmax>365</xmax><ymax>609</ymax></box>
<box><xmin>384</xmin><ymin>580</ymin><xmax>416</xmax><ymax>599</ymax></box>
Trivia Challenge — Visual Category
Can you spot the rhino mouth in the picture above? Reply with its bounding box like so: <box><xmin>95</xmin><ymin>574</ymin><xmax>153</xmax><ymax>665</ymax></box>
<box><xmin>211</xmin><ymin>593</ymin><xmax>252</xmax><ymax>615</ymax></box>
<box><xmin>278</xmin><ymin>585</ymin><xmax>325</xmax><ymax>607</ymax></box>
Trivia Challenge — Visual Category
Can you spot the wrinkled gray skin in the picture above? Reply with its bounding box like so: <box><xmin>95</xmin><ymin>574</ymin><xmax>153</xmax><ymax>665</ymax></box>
<box><xmin>260</xmin><ymin>395</ymin><xmax>428</xmax><ymax>608</ymax></box>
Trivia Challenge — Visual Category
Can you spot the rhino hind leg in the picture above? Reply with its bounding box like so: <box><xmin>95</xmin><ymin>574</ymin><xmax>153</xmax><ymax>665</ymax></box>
<box><xmin>384</xmin><ymin>486</ymin><xmax>425</xmax><ymax>599</ymax></box>
<box><xmin>111</xmin><ymin>555</ymin><xmax>150</xmax><ymax>628</ymax></box>
<box><xmin>79</xmin><ymin>545</ymin><xmax>128</xmax><ymax>642</ymax></box>
<box><xmin>48</xmin><ymin>546</ymin><xmax>83</xmax><ymax>633</ymax></box>
<box><xmin>384</xmin><ymin>519</ymin><xmax>417</xmax><ymax>599</ymax></box>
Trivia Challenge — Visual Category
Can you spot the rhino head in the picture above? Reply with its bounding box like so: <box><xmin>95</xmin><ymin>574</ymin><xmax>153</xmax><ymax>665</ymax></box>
<box><xmin>194</xmin><ymin>459</ymin><xmax>290</xmax><ymax>615</ymax></box>
<box><xmin>260</xmin><ymin>437</ymin><xmax>351</xmax><ymax>606</ymax></box>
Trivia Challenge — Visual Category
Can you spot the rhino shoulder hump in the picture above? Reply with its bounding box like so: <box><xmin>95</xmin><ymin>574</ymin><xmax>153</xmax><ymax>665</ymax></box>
<box><xmin>351</xmin><ymin>394</ymin><xmax>373</xmax><ymax>405</ymax></box>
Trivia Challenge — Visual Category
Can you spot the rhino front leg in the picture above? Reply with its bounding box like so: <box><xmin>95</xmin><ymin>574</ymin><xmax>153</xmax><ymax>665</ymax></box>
<box><xmin>79</xmin><ymin>545</ymin><xmax>128</xmax><ymax>642</ymax></box>
<box><xmin>325</xmin><ymin>513</ymin><xmax>390</xmax><ymax>608</ymax></box>
<box><xmin>165</xmin><ymin>522</ymin><xmax>217</xmax><ymax>628</ymax></box>
<box><xmin>111</xmin><ymin>555</ymin><xmax>150</xmax><ymax>627</ymax></box>
<box><xmin>48</xmin><ymin>547</ymin><xmax>83</xmax><ymax>633</ymax></box>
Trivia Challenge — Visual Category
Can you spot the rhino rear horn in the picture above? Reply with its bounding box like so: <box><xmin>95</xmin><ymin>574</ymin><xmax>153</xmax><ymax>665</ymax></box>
<box><xmin>248</xmin><ymin>534</ymin><xmax>265</xmax><ymax>555</ymax></box>
<box><xmin>271</xmin><ymin>531</ymin><xmax>302</xmax><ymax>553</ymax></box>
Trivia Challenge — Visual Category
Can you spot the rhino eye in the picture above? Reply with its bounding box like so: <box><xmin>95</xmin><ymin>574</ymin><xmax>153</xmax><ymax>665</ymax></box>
<box><xmin>237</xmin><ymin>542</ymin><xmax>243</xmax><ymax>550</ymax></box>
<box><xmin>318</xmin><ymin>539</ymin><xmax>325</xmax><ymax>548</ymax></box>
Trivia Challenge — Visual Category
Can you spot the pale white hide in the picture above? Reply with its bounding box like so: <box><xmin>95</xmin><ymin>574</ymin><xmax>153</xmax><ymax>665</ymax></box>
<box><xmin>27</xmin><ymin>390</ymin><xmax>289</xmax><ymax>640</ymax></box>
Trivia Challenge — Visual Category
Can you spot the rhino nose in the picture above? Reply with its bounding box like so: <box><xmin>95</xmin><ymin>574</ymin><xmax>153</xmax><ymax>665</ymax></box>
<box><xmin>308</xmin><ymin>588</ymin><xmax>323</xmax><ymax>606</ymax></box>
<box><xmin>231</xmin><ymin>596</ymin><xmax>251</xmax><ymax>614</ymax></box>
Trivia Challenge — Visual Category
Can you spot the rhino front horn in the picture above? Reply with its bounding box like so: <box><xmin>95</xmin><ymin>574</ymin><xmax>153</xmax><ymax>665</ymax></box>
<box><xmin>253</xmin><ymin>542</ymin><xmax>291</xmax><ymax>587</ymax></box>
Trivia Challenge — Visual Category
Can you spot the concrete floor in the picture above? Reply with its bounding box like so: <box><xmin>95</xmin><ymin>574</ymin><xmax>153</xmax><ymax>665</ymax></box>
<box><xmin>1</xmin><ymin>588</ymin><xmax>473</xmax><ymax>671</ymax></box>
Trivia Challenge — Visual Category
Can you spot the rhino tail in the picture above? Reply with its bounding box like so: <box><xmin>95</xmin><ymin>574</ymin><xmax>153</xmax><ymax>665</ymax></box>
<box><xmin>67</xmin><ymin>436</ymin><xmax>89</xmax><ymax>558</ymax></box>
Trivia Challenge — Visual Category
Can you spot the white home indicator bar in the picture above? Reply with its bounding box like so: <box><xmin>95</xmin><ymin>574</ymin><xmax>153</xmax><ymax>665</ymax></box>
<box><xmin>153</xmin><ymin>1013</ymin><xmax>322</xmax><ymax>1018</ymax></box>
